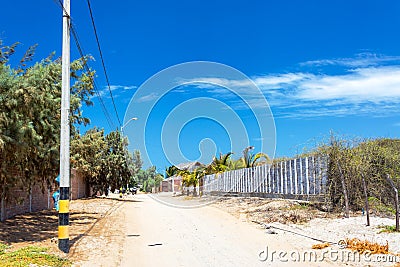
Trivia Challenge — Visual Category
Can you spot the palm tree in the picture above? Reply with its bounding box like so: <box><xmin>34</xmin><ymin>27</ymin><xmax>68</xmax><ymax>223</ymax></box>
<box><xmin>229</xmin><ymin>158</ymin><xmax>245</xmax><ymax>170</ymax></box>
<box><xmin>178</xmin><ymin>169</ymin><xmax>192</xmax><ymax>195</ymax></box>
<box><xmin>165</xmin><ymin>165</ymin><xmax>179</xmax><ymax>178</ymax></box>
<box><xmin>207</xmin><ymin>152</ymin><xmax>234</xmax><ymax>174</ymax></box>
<box><xmin>242</xmin><ymin>146</ymin><xmax>270</xmax><ymax>168</ymax></box>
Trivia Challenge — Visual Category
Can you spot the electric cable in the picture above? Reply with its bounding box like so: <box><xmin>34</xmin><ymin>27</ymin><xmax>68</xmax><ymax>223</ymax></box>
<box><xmin>54</xmin><ymin>0</ymin><xmax>117</xmax><ymax>130</ymax></box>
<box><xmin>86</xmin><ymin>0</ymin><xmax>122</xmax><ymax>127</ymax></box>
<box><xmin>251</xmin><ymin>220</ymin><xmax>339</xmax><ymax>245</ymax></box>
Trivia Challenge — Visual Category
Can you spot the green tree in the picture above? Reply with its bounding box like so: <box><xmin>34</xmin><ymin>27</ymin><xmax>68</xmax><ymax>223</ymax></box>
<box><xmin>71</xmin><ymin>128</ymin><xmax>107</xmax><ymax>195</ymax></box>
<box><xmin>71</xmin><ymin>129</ymin><xmax>136</xmax><ymax>196</ymax></box>
<box><xmin>316</xmin><ymin>134</ymin><xmax>400</xmax><ymax>216</ymax></box>
<box><xmin>180</xmin><ymin>169</ymin><xmax>205</xmax><ymax>196</ymax></box>
<box><xmin>0</xmin><ymin>41</ymin><xmax>94</xmax><ymax>202</ymax></box>
<box><xmin>135</xmin><ymin>166</ymin><xmax>163</xmax><ymax>192</ymax></box>
<box><xmin>104</xmin><ymin>131</ymin><xmax>130</xmax><ymax>192</ymax></box>
<box><xmin>129</xmin><ymin>150</ymin><xmax>143</xmax><ymax>187</ymax></box>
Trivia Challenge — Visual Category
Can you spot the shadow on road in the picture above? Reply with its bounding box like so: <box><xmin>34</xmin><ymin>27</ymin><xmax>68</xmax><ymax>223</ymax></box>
<box><xmin>0</xmin><ymin>210</ymin><xmax>58</xmax><ymax>244</ymax></box>
<box><xmin>97</xmin><ymin>196</ymin><xmax>143</xmax><ymax>203</ymax></box>
<box><xmin>0</xmin><ymin>198</ymin><xmax>124</xmax><ymax>250</ymax></box>
<box><xmin>0</xmin><ymin>210</ymin><xmax>101</xmax><ymax>245</ymax></box>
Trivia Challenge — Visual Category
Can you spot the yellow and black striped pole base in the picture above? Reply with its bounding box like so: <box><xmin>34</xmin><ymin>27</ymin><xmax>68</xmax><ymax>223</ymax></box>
<box><xmin>58</xmin><ymin>187</ymin><xmax>69</xmax><ymax>253</ymax></box>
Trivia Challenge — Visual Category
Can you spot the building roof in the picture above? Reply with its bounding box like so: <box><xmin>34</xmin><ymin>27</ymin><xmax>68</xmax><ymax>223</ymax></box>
<box><xmin>175</xmin><ymin>161</ymin><xmax>205</xmax><ymax>172</ymax></box>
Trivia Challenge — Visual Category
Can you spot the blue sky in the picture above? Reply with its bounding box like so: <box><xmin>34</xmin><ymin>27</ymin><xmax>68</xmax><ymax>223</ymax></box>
<box><xmin>1</xmin><ymin>0</ymin><xmax>400</xmax><ymax>171</ymax></box>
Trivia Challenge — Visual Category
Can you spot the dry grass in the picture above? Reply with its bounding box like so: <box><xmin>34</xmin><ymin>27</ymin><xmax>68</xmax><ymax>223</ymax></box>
<box><xmin>212</xmin><ymin>197</ymin><xmax>334</xmax><ymax>225</ymax></box>
<box><xmin>345</xmin><ymin>238</ymin><xmax>389</xmax><ymax>254</ymax></box>
<box><xmin>311</xmin><ymin>242</ymin><xmax>330</xmax><ymax>249</ymax></box>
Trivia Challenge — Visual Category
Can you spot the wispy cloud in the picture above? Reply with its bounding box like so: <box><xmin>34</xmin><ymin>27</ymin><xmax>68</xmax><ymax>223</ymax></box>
<box><xmin>264</xmin><ymin>67</ymin><xmax>400</xmax><ymax>118</ymax></box>
<box><xmin>137</xmin><ymin>92</ymin><xmax>159</xmax><ymax>103</ymax></box>
<box><xmin>176</xmin><ymin>55</ymin><xmax>400</xmax><ymax>119</ymax></box>
<box><xmin>301</xmin><ymin>52</ymin><xmax>400</xmax><ymax>67</ymax></box>
<box><xmin>108</xmin><ymin>85</ymin><xmax>137</xmax><ymax>91</ymax></box>
<box><xmin>95</xmin><ymin>84</ymin><xmax>137</xmax><ymax>99</ymax></box>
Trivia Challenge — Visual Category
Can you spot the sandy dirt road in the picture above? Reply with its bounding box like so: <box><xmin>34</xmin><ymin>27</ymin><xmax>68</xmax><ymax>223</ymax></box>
<box><xmin>120</xmin><ymin>194</ymin><xmax>337</xmax><ymax>267</ymax></box>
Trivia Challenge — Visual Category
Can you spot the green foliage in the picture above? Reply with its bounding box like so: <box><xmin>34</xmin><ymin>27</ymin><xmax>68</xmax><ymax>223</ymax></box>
<box><xmin>71</xmin><ymin>128</ymin><xmax>107</xmax><ymax>194</ymax></box>
<box><xmin>0</xmin><ymin>41</ymin><xmax>19</xmax><ymax>64</ymax></box>
<box><xmin>0</xmin><ymin>243</ymin><xmax>9</xmax><ymax>255</ymax></box>
<box><xmin>165</xmin><ymin>146</ymin><xmax>271</xmax><ymax>196</ymax></box>
<box><xmin>104</xmin><ymin>131</ymin><xmax>132</xmax><ymax>192</ymax></box>
<box><xmin>284</xmin><ymin>202</ymin><xmax>310</xmax><ymax>211</ymax></box>
<box><xmin>71</xmin><ymin>129</ymin><xmax>138</xmax><ymax>195</ymax></box>
<box><xmin>0</xmin><ymin>41</ymin><xmax>94</xmax><ymax>202</ymax></box>
<box><xmin>165</xmin><ymin>165</ymin><xmax>179</xmax><ymax>178</ymax></box>
<box><xmin>178</xmin><ymin>168</ymin><xmax>204</xmax><ymax>196</ymax></box>
<box><xmin>378</xmin><ymin>225</ymin><xmax>398</xmax><ymax>233</ymax></box>
<box><xmin>0</xmin><ymin>246</ymin><xmax>71</xmax><ymax>267</ymax></box>
<box><xmin>207</xmin><ymin>152</ymin><xmax>234</xmax><ymax>174</ymax></box>
<box><xmin>318</xmin><ymin>134</ymin><xmax>400</xmax><ymax>211</ymax></box>
<box><xmin>242</xmin><ymin>146</ymin><xmax>270</xmax><ymax>168</ymax></box>
<box><xmin>124</xmin><ymin>150</ymin><xmax>143</xmax><ymax>188</ymax></box>
<box><xmin>368</xmin><ymin>197</ymin><xmax>396</xmax><ymax>215</ymax></box>
<box><xmin>228</xmin><ymin>158</ymin><xmax>245</xmax><ymax>170</ymax></box>
<box><xmin>180</xmin><ymin>169</ymin><xmax>197</xmax><ymax>187</ymax></box>
<box><xmin>130</xmin><ymin>150</ymin><xmax>143</xmax><ymax>181</ymax></box>
<box><xmin>136</xmin><ymin>166</ymin><xmax>163</xmax><ymax>192</ymax></box>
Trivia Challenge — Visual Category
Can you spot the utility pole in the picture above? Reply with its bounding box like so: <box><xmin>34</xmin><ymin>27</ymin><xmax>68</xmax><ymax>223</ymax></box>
<box><xmin>59</xmin><ymin>0</ymin><xmax>71</xmax><ymax>253</ymax></box>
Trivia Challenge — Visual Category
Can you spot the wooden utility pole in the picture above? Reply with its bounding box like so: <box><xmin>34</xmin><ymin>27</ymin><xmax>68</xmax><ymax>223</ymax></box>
<box><xmin>337</xmin><ymin>160</ymin><xmax>349</xmax><ymax>218</ymax></box>
<box><xmin>361</xmin><ymin>173</ymin><xmax>370</xmax><ymax>226</ymax></box>
<box><xmin>59</xmin><ymin>0</ymin><xmax>71</xmax><ymax>253</ymax></box>
<box><xmin>385</xmin><ymin>174</ymin><xmax>399</xmax><ymax>232</ymax></box>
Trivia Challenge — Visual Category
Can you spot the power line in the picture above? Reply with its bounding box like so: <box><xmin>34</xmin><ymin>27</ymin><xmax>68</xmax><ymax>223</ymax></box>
<box><xmin>54</xmin><ymin>0</ymin><xmax>116</xmax><ymax>130</ymax></box>
<box><xmin>86</xmin><ymin>0</ymin><xmax>122</xmax><ymax>127</ymax></box>
<box><xmin>70</xmin><ymin>26</ymin><xmax>116</xmax><ymax>130</ymax></box>
<box><xmin>56</xmin><ymin>0</ymin><xmax>116</xmax><ymax>130</ymax></box>
<box><xmin>252</xmin><ymin>220</ymin><xmax>338</xmax><ymax>245</ymax></box>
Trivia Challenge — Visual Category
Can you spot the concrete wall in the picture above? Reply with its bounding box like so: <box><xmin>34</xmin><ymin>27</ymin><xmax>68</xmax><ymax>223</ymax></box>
<box><xmin>202</xmin><ymin>156</ymin><xmax>329</xmax><ymax>198</ymax></box>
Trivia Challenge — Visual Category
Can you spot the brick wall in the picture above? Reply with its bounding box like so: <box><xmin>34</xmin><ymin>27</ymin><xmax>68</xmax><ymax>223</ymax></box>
<box><xmin>0</xmin><ymin>184</ymin><xmax>54</xmax><ymax>221</ymax></box>
<box><xmin>31</xmin><ymin>184</ymin><xmax>54</xmax><ymax>212</ymax></box>
<box><xmin>1</xmin><ymin>169</ymin><xmax>89</xmax><ymax>221</ymax></box>
<box><xmin>71</xmin><ymin>169</ymin><xmax>89</xmax><ymax>200</ymax></box>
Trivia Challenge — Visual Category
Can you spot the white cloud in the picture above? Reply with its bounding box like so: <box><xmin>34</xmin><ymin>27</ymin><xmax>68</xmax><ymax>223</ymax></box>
<box><xmin>94</xmin><ymin>84</ymin><xmax>137</xmax><ymax>99</ymax></box>
<box><xmin>252</xmin><ymin>73</ymin><xmax>311</xmax><ymax>89</ymax></box>
<box><xmin>108</xmin><ymin>85</ymin><xmax>137</xmax><ymax>91</ymax></box>
<box><xmin>137</xmin><ymin>92</ymin><xmax>159</xmax><ymax>103</ymax></box>
<box><xmin>180</xmin><ymin>78</ymin><xmax>253</xmax><ymax>89</ymax></box>
<box><xmin>176</xmin><ymin>63</ymin><xmax>400</xmax><ymax>118</ymax></box>
<box><xmin>296</xmin><ymin>67</ymin><xmax>400</xmax><ymax>102</ymax></box>
<box><xmin>301</xmin><ymin>53</ymin><xmax>400</xmax><ymax>67</ymax></box>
